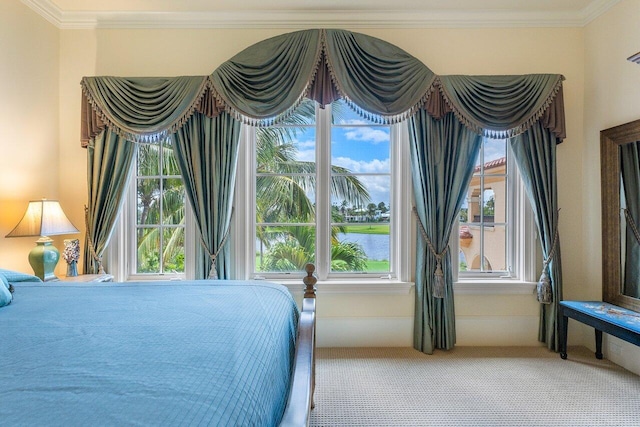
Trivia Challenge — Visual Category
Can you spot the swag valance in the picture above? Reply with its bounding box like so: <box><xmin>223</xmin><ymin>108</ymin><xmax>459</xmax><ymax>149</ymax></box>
<box><xmin>80</xmin><ymin>28</ymin><xmax>565</xmax><ymax>146</ymax></box>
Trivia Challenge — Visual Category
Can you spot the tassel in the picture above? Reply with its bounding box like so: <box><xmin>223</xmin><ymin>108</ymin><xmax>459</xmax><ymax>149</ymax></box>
<box><xmin>433</xmin><ymin>257</ymin><xmax>445</xmax><ymax>299</ymax></box>
<box><xmin>536</xmin><ymin>270</ymin><xmax>552</xmax><ymax>304</ymax></box>
<box><xmin>209</xmin><ymin>261</ymin><xmax>218</xmax><ymax>280</ymax></box>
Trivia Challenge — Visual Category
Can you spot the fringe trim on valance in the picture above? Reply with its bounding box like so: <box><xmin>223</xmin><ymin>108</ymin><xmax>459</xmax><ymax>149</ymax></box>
<box><xmin>433</xmin><ymin>75</ymin><xmax>565</xmax><ymax>140</ymax></box>
<box><xmin>80</xmin><ymin>76</ymin><xmax>210</xmax><ymax>145</ymax></box>
<box><xmin>205</xmin><ymin>77</ymin><xmax>313</xmax><ymax>129</ymax></box>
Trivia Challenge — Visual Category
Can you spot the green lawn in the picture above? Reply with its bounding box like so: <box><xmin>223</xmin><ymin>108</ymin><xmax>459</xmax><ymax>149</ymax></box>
<box><xmin>343</xmin><ymin>224</ymin><xmax>390</xmax><ymax>235</ymax></box>
<box><xmin>255</xmin><ymin>256</ymin><xmax>389</xmax><ymax>273</ymax></box>
<box><xmin>365</xmin><ymin>259</ymin><xmax>390</xmax><ymax>272</ymax></box>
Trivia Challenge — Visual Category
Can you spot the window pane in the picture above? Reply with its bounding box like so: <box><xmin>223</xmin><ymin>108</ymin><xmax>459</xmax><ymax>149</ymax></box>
<box><xmin>163</xmin><ymin>227</ymin><xmax>185</xmax><ymax>273</ymax></box>
<box><xmin>331</xmin><ymin>175</ymin><xmax>390</xmax><ymax>223</ymax></box>
<box><xmin>137</xmin><ymin>143</ymin><xmax>160</xmax><ymax>176</ymax></box>
<box><xmin>162</xmin><ymin>178</ymin><xmax>185</xmax><ymax>225</ymax></box>
<box><xmin>160</xmin><ymin>139</ymin><xmax>179</xmax><ymax>176</ymax></box>
<box><xmin>137</xmin><ymin>228</ymin><xmax>160</xmax><ymax>273</ymax></box>
<box><xmin>255</xmin><ymin>225</ymin><xmax>315</xmax><ymax>272</ymax></box>
<box><xmin>482</xmin><ymin>188</ymin><xmax>496</xmax><ymax>222</ymax></box>
<box><xmin>484</xmin><ymin>138</ymin><xmax>507</xmax><ymax>163</ymax></box>
<box><xmin>256</xmin><ymin>127</ymin><xmax>316</xmax><ymax>170</ymax></box>
<box><xmin>137</xmin><ymin>178</ymin><xmax>160</xmax><ymax>225</ymax></box>
<box><xmin>482</xmin><ymin>224</ymin><xmax>506</xmax><ymax>271</ymax></box>
<box><xmin>331</xmin><ymin>128</ymin><xmax>390</xmax><ymax>173</ymax></box>
<box><xmin>334</xmin><ymin>224</ymin><xmax>390</xmax><ymax>273</ymax></box>
<box><xmin>256</xmin><ymin>176</ymin><xmax>315</xmax><ymax>223</ymax></box>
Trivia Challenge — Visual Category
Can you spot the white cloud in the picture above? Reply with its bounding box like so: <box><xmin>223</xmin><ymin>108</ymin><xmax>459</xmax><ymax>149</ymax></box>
<box><xmin>332</xmin><ymin>157</ymin><xmax>389</xmax><ymax>174</ymax></box>
<box><xmin>295</xmin><ymin>139</ymin><xmax>315</xmax><ymax>149</ymax></box>
<box><xmin>341</xmin><ymin>126</ymin><xmax>390</xmax><ymax>144</ymax></box>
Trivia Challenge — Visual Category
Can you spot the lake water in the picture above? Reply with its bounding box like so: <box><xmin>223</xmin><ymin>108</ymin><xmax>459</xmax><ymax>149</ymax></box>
<box><xmin>256</xmin><ymin>232</ymin><xmax>390</xmax><ymax>261</ymax></box>
<box><xmin>339</xmin><ymin>232</ymin><xmax>389</xmax><ymax>261</ymax></box>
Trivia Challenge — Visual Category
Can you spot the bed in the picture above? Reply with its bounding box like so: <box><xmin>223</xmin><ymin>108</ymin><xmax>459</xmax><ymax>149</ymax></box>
<box><xmin>0</xmin><ymin>264</ymin><xmax>317</xmax><ymax>427</ymax></box>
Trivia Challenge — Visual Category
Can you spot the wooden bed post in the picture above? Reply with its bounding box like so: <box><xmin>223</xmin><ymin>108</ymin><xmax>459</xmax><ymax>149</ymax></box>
<box><xmin>280</xmin><ymin>263</ymin><xmax>317</xmax><ymax>427</ymax></box>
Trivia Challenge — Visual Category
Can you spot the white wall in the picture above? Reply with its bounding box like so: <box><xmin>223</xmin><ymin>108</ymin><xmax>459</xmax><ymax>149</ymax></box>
<box><xmin>584</xmin><ymin>0</ymin><xmax>640</xmax><ymax>375</ymax></box>
<box><xmin>0</xmin><ymin>1</ymin><xmax>59</xmax><ymax>273</ymax></box>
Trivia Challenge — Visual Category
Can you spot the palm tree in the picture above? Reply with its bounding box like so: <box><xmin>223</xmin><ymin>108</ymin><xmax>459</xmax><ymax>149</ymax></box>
<box><xmin>256</xmin><ymin>99</ymin><xmax>371</xmax><ymax>271</ymax></box>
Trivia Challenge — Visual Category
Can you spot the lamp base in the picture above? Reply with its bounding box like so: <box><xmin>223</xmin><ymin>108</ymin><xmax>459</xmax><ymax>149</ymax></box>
<box><xmin>28</xmin><ymin>238</ymin><xmax>60</xmax><ymax>282</ymax></box>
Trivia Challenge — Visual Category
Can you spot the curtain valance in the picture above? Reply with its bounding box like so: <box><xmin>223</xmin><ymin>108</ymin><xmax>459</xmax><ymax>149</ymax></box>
<box><xmin>435</xmin><ymin>74</ymin><xmax>566</xmax><ymax>140</ymax></box>
<box><xmin>80</xmin><ymin>28</ymin><xmax>566</xmax><ymax>145</ymax></box>
<box><xmin>81</xmin><ymin>76</ymin><xmax>209</xmax><ymax>146</ymax></box>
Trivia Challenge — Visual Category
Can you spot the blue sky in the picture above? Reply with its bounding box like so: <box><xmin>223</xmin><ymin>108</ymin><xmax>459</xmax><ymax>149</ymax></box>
<box><xmin>292</xmin><ymin>101</ymin><xmax>392</xmax><ymax>208</ymax></box>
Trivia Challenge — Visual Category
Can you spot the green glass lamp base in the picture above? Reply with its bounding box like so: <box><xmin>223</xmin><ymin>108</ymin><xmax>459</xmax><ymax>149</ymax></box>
<box><xmin>28</xmin><ymin>239</ymin><xmax>60</xmax><ymax>282</ymax></box>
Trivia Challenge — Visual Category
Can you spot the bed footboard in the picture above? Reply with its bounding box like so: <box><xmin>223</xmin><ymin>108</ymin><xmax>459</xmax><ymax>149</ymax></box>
<box><xmin>279</xmin><ymin>263</ymin><xmax>317</xmax><ymax>427</ymax></box>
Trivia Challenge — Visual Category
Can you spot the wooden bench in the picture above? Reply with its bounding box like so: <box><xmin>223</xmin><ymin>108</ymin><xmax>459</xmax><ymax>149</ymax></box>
<box><xmin>559</xmin><ymin>301</ymin><xmax>640</xmax><ymax>359</ymax></box>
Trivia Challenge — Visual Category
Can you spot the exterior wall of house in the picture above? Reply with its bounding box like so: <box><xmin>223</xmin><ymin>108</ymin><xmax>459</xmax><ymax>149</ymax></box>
<box><xmin>584</xmin><ymin>0</ymin><xmax>640</xmax><ymax>375</ymax></box>
<box><xmin>461</xmin><ymin>160</ymin><xmax>507</xmax><ymax>272</ymax></box>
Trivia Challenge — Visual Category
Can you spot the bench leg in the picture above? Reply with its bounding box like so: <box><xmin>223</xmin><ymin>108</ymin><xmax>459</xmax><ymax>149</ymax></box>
<box><xmin>559</xmin><ymin>314</ymin><xmax>568</xmax><ymax>359</ymax></box>
<box><xmin>595</xmin><ymin>329</ymin><xmax>603</xmax><ymax>359</ymax></box>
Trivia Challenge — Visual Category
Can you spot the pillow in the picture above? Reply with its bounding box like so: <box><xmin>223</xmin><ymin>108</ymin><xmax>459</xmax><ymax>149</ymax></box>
<box><xmin>0</xmin><ymin>268</ymin><xmax>41</xmax><ymax>283</ymax></box>
<box><xmin>0</xmin><ymin>274</ymin><xmax>11</xmax><ymax>307</ymax></box>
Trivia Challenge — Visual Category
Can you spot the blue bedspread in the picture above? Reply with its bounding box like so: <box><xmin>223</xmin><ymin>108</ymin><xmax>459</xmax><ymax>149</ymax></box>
<box><xmin>0</xmin><ymin>280</ymin><xmax>299</xmax><ymax>426</ymax></box>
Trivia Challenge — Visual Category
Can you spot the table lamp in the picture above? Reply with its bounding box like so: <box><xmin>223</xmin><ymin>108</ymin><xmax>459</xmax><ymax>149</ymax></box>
<box><xmin>5</xmin><ymin>199</ymin><xmax>79</xmax><ymax>281</ymax></box>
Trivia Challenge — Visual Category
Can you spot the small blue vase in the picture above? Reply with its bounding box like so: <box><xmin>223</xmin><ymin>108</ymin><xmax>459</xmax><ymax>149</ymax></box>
<box><xmin>67</xmin><ymin>261</ymin><xmax>78</xmax><ymax>277</ymax></box>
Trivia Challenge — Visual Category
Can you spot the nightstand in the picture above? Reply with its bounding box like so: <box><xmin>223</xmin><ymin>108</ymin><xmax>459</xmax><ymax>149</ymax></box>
<box><xmin>59</xmin><ymin>274</ymin><xmax>114</xmax><ymax>283</ymax></box>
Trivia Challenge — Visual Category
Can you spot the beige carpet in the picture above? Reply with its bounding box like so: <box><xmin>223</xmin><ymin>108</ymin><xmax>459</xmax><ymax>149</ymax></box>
<box><xmin>309</xmin><ymin>346</ymin><xmax>640</xmax><ymax>426</ymax></box>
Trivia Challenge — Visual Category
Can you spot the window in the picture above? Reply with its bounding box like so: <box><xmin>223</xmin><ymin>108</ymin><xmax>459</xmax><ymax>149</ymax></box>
<box><xmin>236</xmin><ymin>99</ymin><xmax>412</xmax><ymax>282</ymax></box>
<box><xmin>108</xmin><ymin>139</ymin><xmax>194</xmax><ymax>281</ymax></box>
<box><xmin>455</xmin><ymin>139</ymin><xmax>537</xmax><ymax>283</ymax></box>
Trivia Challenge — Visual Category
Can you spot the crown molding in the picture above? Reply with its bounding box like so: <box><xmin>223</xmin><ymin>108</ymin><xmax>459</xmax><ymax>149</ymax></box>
<box><xmin>22</xmin><ymin>0</ymin><xmax>622</xmax><ymax>30</ymax></box>
<box><xmin>580</xmin><ymin>0</ymin><xmax>622</xmax><ymax>25</ymax></box>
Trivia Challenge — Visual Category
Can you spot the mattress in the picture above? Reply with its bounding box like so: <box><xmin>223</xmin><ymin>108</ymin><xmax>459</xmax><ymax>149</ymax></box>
<box><xmin>0</xmin><ymin>280</ymin><xmax>299</xmax><ymax>426</ymax></box>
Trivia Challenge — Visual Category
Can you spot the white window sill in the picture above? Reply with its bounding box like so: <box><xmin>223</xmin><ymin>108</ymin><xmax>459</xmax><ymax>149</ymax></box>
<box><xmin>454</xmin><ymin>280</ymin><xmax>537</xmax><ymax>295</ymax></box>
<box><xmin>274</xmin><ymin>278</ymin><xmax>414</xmax><ymax>295</ymax></box>
<box><xmin>274</xmin><ymin>278</ymin><xmax>535</xmax><ymax>296</ymax></box>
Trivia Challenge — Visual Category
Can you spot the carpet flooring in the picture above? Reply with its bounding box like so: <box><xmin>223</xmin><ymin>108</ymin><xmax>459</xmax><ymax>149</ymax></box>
<box><xmin>309</xmin><ymin>346</ymin><xmax>640</xmax><ymax>426</ymax></box>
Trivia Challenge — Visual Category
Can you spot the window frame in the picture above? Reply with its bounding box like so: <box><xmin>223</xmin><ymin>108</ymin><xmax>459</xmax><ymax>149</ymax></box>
<box><xmin>106</xmin><ymin>142</ymin><xmax>196</xmax><ymax>282</ymax></box>
<box><xmin>453</xmin><ymin>140</ymin><xmax>538</xmax><ymax>290</ymax></box>
<box><xmin>233</xmin><ymin>102</ymin><xmax>412</xmax><ymax>284</ymax></box>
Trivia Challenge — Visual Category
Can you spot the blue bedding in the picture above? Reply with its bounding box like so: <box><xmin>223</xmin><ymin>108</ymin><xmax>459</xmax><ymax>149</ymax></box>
<box><xmin>0</xmin><ymin>280</ymin><xmax>299</xmax><ymax>426</ymax></box>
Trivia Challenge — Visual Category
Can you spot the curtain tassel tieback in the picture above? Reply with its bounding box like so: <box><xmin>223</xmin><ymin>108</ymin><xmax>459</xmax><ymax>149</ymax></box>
<box><xmin>433</xmin><ymin>254</ymin><xmax>446</xmax><ymax>299</ymax></box>
<box><xmin>202</xmin><ymin>210</ymin><xmax>234</xmax><ymax>280</ymax></box>
<box><xmin>84</xmin><ymin>205</ymin><xmax>105</xmax><ymax>274</ymax></box>
<box><xmin>537</xmin><ymin>209</ymin><xmax>560</xmax><ymax>305</ymax></box>
<box><xmin>413</xmin><ymin>207</ymin><xmax>448</xmax><ymax>299</ymax></box>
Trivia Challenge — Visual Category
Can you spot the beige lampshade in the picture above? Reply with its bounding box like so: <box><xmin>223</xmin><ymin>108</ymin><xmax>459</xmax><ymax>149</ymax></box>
<box><xmin>6</xmin><ymin>199</ymin><xmax>79</xmax><ymax>238</ymax></box>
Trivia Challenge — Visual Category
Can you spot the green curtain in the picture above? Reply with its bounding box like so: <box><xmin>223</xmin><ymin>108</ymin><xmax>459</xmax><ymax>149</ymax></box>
<box><xmin>172</xmin><ymin>112</ymin><xmax>241</xmax><ymax>280</ymax></box>
<box><xmin>409</xmin><ymin>110</ymin><xmax>482</xmax><ymax>353</ymax></box>
<box><xmin>84</xmin><ymin>129</ymin><xmax>136</xmax><ymax>274</ymax></box>
<box><xmin>620</xmin><ymin>142</ymin><xmax>640</xmax><ymax>298</ymax></box>
<box><xmin>509</xmin><ymin>121</ymin><xmax>563</xmax><ymax>350</ymax></box>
